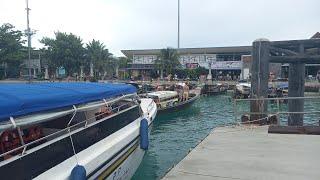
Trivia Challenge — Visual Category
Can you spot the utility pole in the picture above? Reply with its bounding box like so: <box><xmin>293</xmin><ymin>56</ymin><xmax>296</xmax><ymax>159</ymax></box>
<box><xmin>177</xmin><ymin>0</ymin><xmax>180</xmax><ymax>49</ymax></box>
<box><xmin>25</xmin><ymin>0</ymin><xmax>33</xmax><ymax>82</ymax></box>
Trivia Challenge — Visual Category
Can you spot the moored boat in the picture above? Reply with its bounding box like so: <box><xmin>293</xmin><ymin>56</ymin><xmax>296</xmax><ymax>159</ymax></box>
<box><xmin>141</xmin><ymin>90</ymin><xmax>199</xmax><ymax>113</ymax></box>
<box><xmin>201</xmin><ymin>83</ymin><xmax>228</xmax><ymax>95</ymax></box>
<box><xmin>126</xmin><ymin>82</ymin><xmax>156</xmax><ymax>94</ymax></box>
<box><xmin>234</xmin><ymin>82</ymin><xmax>251</xmax><ymax>98</ymax></box>
<box><xmin>0</xmin><ymin>82</ymin><xmax>157</xmax><ymax>180</ymax></box>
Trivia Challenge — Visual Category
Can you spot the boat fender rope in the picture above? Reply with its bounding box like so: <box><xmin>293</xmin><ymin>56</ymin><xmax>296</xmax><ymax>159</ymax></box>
<box><xmin>70</xmin><ymin>165</ymin><xmax>87</xmax><ymax>180</ymax></box>
<box><xmin>103</xmin><ymin>98</ymin><xmax>108</xmax><ymax>105</ymax></box>
<box><xmin>67</xmin><ymin>105</ymin><xmax>79</xmax><ymax>165</ymax></box>
<box><xmin>9</xmin><ymin>117</ymin><xmax>16</xmax><ymax>129</ymax></box>
<box><xmin>140</xmin><ymin>118</ymin><xmax>149</xmax><ymax>150</ymax></box>
<box><xmin>67</xmin><ymin>105</ymin><xmax>78</xmax><ymax>127</ymax></box>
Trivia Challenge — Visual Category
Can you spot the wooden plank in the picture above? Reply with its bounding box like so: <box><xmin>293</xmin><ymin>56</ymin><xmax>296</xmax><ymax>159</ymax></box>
<box><xmin>268</xmin><ymin>125</ymin><xmax>320</xmax><ymax>135</ymax></box>
<box><xmin>271</xmin><ymin>39</ymin><xmax>320</xmax><ymax>48</ymax></box>
<box><xmin>269</xmin><ymin>55</ymin><xmax>320</xmax><ymax>63</ymax></box>
<box><xmin>269</xmin><ymin>46</ymin><xmax>298</xmax><ymax>55</ymax></box>
<box><xmin>164</xmin><ymin>126</ymin><xmax>320</xmax><ymax>180</ymax></box>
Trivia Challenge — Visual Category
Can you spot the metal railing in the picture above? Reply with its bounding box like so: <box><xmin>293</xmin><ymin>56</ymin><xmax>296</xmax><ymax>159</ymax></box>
<box><xmin>0</xmin><ymin>98</ymin><xmax>139</xmax><ymax>160</ymax></box>
<box><xmin>233</xmin><ymin>96</ymin><xmax>320</xmax><ymax>125</ymax></box>
<box><xmin>0</xmin><ymin>93</ymin><xmax>138</xmax><ymax>131</ymax></box>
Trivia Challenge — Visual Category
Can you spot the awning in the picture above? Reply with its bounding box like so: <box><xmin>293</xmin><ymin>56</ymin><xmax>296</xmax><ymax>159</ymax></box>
<box><xmin>0</xmin><ymin>82</ymin><xmax>136</xmax><ymax>121</ymax></box>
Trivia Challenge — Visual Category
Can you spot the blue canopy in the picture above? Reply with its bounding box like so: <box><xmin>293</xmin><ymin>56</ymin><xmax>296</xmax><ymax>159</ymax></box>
<box><xmin>0</xmin><ymin>82</ymin><xmax>136</xmax><ymax>121</ymax></box>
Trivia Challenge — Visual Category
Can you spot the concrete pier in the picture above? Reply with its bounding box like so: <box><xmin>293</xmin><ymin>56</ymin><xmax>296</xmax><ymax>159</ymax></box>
<box><xmin>163</xmin><ymin>126</ymin><xmax>320</xmax><ymax>180</ymax></box>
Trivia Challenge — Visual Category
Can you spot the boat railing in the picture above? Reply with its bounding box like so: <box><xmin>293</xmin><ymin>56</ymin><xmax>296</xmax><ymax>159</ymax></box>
<box><xmin>0</xmin><ymin>95</ymin><xmax>139</xmax><ymax>160</ymax></box>
<box><xmin>233</xmin><ymin>96</ymin><xmax>320</xmax><ymax>125</ymax></box>
<box><xmin>0</xmin><ymin>93</ymin><xmax>138</xmax><ymax>131</ymax></box>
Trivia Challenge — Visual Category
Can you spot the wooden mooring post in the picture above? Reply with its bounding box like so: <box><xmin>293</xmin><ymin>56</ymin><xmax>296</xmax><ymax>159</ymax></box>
<box><xmin>250</xmin><ymin>38</ymin><xmax>320</xmax><ymax>127</ymax></box>
<box><xmin>288</xmin><ymin>63</ymin><xmax>305</xmax><ymax>126</ymax></box>
<box><xmin>250</xmin><ymin>39</ymin><xmax>270</xmax><ymax>124</ymax></box>
<box><xmin>288</xmin><ymin>44</ymin><xmax>305</xmax><ymax>126</ymax></box>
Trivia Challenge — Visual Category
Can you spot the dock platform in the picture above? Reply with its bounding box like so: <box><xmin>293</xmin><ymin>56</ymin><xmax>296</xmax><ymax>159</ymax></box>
<box><xmin>163</xmin><ymin>126</ymin><xmax>320</xmax><ymax>180</ymax></box>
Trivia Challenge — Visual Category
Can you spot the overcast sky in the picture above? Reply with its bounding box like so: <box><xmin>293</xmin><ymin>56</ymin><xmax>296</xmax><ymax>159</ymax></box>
<box><xmin>1</xmin><ymin>0</ymin><xmax>319</xmax><ymax>56</ymax></box>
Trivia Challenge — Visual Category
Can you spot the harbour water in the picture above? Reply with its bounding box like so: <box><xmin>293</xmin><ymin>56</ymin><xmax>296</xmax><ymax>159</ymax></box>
<box><xmin>132</xmin><ymin>93</ymin><xmax>320</xmax><ymax>180</ymax></box>
<box><xmin>132</xmin><ymin>95</ymin><xmax>234</xmax><ymax>180</ymax></box>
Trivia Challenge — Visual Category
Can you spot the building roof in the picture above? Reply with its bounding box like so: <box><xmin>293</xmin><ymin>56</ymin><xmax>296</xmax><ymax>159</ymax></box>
<box><xmin>121</xmin><ymin>46</ymin><xmax>252</xmax><ymax>58</ymax></box>
<box><xmin>311</xmin><ymin>32</ymin><xmax>320</xmax><ymax>39</ymax></box>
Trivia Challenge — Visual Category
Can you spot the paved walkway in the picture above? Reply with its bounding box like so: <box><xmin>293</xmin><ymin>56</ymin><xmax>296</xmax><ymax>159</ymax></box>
<box><xmin>163</xmin><ymin>126</ymin><xmax>320</xmax><ymax>180</ymax></box>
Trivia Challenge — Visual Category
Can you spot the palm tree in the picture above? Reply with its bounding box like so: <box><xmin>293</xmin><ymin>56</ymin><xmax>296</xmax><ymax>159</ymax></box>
<box><xmin>155</xmin><ymin>47</ymin><xmax>180</xmax><ymax>79</ymax></box>
<box><xmin>86</xmin><ymin>39</ymin><xmax>112</xmax><ymax>78</ymax></box>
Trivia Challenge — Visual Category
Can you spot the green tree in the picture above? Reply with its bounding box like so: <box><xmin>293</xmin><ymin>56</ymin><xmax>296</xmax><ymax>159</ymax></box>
<box><xmin>86</xmin><ymin>39</ymin><xmax>112</xmax><ymax>76</ymax></box>
<box><xmin>118</xmin><ymin>56</ymin><xmax>131</xmax><ymax>69</ymax></box>
<box><xmin>116</xmin><ymin>57</ymin><xmax>131</xmax><ymax>79</ymax></box>
<box><xmin>106</xmin><ymin>56</ymin><xmax>118</xmax><ymax>78</ymax></box>
<box><xmin>0</xmin><ymin>23</ymin><xmax>26</xmax><ymax>78</ymax></box>
<box><xmin>40</xmin><ymin>32</ymin><xmax>85</xmax><ymax>76</ymax></box>
<box><xmin>155</xmin><ymin>47</ymin><xmax>180</xmax><ymax>79</ymax></box>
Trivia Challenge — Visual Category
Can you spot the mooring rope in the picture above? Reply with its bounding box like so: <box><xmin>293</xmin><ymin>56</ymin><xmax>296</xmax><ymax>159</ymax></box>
<box><xmin>67</xmin><ymin>105</ymin><xmax>79</xmax><ymax>165</ymax></box>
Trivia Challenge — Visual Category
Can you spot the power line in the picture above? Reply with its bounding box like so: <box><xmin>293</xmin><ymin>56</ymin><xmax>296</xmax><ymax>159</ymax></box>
<box><xmin>177</xmin><ymin>0</ymin><xmax>180</xmax><ymax>49</ymax></box>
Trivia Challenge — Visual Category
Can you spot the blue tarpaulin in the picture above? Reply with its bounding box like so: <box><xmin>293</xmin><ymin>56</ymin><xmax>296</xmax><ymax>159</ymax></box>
<box><xmin>0</xmin><ymin>82</ymin><xmax>136</xmax><ymax>121</ymax></box>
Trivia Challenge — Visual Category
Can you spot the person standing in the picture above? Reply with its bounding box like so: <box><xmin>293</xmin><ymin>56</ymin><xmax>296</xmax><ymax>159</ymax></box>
<box><xmin>183</xmin><ymin>84</ymin><xmax>189</xmax><ymax>101</ymax></box>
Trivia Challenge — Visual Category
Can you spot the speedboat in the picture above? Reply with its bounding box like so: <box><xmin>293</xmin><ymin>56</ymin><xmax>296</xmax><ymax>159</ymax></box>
<box><xmin>141</xmin><ymin>90</ymin><xmax>199</xmax><ymax>113</ymax></box>
<box><xmin>234</xmin><ymin>82</ymin><xmax>251</xmax><ymax>98</ymax></box>
<box><xmin>201</xmin><ymin>83</ymin><xmax>228</xmax><ymax>95</ymax></box>
<box><xmin>0</xmin><ymin>82</ymin><xmax>157</xmax><ymax>180</ymax></box>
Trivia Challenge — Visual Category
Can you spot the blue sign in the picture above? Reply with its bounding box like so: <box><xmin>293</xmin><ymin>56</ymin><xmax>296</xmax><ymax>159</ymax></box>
<box><xmin>57</xmin><ymin>67</ymin><xmax>66</xmax><ymax>77</ymax></box>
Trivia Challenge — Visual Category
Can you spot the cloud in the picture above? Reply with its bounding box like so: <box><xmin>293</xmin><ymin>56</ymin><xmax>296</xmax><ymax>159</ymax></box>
<box><xmin>1</xmin><ymin>0</ymin><xmax>319</xmax><ymax>56</ymax></box>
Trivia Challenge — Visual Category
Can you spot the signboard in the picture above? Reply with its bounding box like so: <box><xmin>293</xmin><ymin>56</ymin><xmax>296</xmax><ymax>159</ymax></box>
<box><xmin>57</xmin><ymin>66</ymin><xmax>66</xmax><ymax>77</ymax></box>
<box><xmin>133</xmin><ymin>55</ymin><xmax>157</xmax><ymax>64</ymax></box>
<box><xmin>179</xmin><ymin>54</ymin><xmax>216</xmax><ymax>69</ymax></box>
<box><xmin>211</xmin><ymin>61</ymin><xmax>242</xmax><ymax>70</ymax></box>
<box><xmin>186</xmin><ymin>63</ymin><xmax>199</xmax><ymax>69</ymax></box>
<box><xmin>131</xmin><ymin>54</ymin><xmax>241</xmax><ymax>70</ymax></box>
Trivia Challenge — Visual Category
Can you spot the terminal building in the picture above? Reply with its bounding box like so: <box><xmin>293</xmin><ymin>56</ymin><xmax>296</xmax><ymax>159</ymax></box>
<box><xmin>122</xmin><ymin>34</ymin><xmax>320</xmax><ymax>81</ymax></box>
<box><xmin>121</xmin><ymin>46</ymin><xmax>252</xmax><ymax>80</ymax></box>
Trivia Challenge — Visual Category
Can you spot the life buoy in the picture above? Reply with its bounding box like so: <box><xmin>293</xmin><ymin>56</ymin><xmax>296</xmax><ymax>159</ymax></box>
<box><xmin>1</xmin><ymin>131</ymin><xmax>12</xmax><ymax>153</ymax></box>
<box><xmin>11</xmin><ymin>131</ymin><xmax>20</xmax><ymax>150</ymax></box>
<box><xmin>0</xmin><ymin>131</ymin><xmax>20</xmax><ymax>153</ymax></box>
<box><xmin>34</xmin><ymin>127</ymin><xmax>42</xmax><ymax>139</ymax></box>
<box><xmin>27</xmin><ymin>128</ymin><xmax>37</xmax><ymax>142</ymax></box>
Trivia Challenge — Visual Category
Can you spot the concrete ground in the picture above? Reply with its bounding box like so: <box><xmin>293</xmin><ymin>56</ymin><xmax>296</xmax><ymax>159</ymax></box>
<box><xmin>163</xmin><ymin>126</ymin><xmax>320</xmax><ymax>180</ymax></box>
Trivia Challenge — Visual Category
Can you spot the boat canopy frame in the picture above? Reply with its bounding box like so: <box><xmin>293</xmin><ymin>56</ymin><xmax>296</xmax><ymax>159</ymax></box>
<box><xmin>0</xmin><ymin>93</ymin><xmax>140</xmax><ymax>161</ymax></box>
<box><xmin>0</xmin><ymin>93</ymin><xmax>138</xmax><ymax>131</ymax></box>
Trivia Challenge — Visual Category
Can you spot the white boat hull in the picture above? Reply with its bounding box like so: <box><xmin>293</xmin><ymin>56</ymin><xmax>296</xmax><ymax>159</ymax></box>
<box><xmin>34</xmin><ymin>99</ymin><xmax>157</xmax><ymax>180</ymax></box>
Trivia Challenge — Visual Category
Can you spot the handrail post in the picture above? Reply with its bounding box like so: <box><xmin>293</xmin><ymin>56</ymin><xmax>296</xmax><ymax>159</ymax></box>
<box><xmin>276</xmin><ymin>98</ymin><xmax>280</xmax><ymax>125</ymax></box>
<box><xmin>234</xmin><ymin>99</ymin><xmax>237</xmax><ymax>123</ymax></box>
<box><xmin>17</xmin><ymin>126</ymin><xmax>25</xmax><ymax>146</ymax></box>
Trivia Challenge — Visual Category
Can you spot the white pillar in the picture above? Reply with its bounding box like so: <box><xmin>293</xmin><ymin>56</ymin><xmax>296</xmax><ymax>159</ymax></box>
<box><xmin>44</xmin><ymin>65</ymin><xmax>49</xmax><ymax>80</ymax></box>
<box><xmin>80</xmin><ymin>66</ymin><xmax>84</xmax><ymax>80</ymax></box>
<box><xmin>207</xmin><ymin>62</ymin><xmax>212</xmax><ymax>80</ymax></box>
<box><xmin>115</xmin><ymin>65</ymin><xmax>119</xmax><ymax>78</ymax></box>
<box><xmin>206</xmin><ymin>62</ymin><xmax>213</xmax><ymax>85</ymax></box>
<box><xmin>90</xmin><ymin>63</ymin><xmax>94</xmax><ymax>77</ymax></box>
<box><xmin>33</xmin><ymin>68</ymin><xmax>36</xmax><ymax>78</ymax></box>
